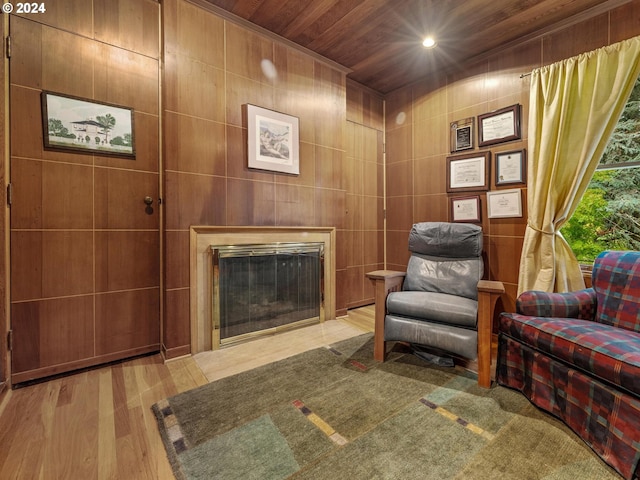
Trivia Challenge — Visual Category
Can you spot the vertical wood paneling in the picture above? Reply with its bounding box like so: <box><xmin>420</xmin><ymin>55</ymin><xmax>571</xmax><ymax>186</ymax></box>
<box><xmin>0</xmin><ymin>16</ymin><xmax>6</xmax><ymax>386</ymax></box>
<box><xmin>94</xmin><ymin>0</ymin><xmax>161</xmax><ymax>58</ymax></box>
<box><xmin>161</xmin><ymin>0</ymin><xmax>351</xmax><ymax>352</ymax></box>
<box><xmin>345</xmin><ymin>81</ymin><xmax>384</xmax><ymax>309</ymax></box>
<box><xmin>383</xmin><ymin>3</ymin><xmax>640</xmax><ymax>315</ymax></box>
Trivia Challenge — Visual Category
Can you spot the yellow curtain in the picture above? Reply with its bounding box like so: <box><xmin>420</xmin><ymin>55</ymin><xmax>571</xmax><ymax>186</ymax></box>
<box><xmin>519</xmin><ymin>36</ymin><xmax>640</xmax><ymax>294</ymax></box>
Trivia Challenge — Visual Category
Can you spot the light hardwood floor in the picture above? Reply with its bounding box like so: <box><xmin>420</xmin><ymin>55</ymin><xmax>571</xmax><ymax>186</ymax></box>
<box><xmin>0</xmin><ymin>306</ymin><xmax>374</xmax><ymax>480</ymax></box>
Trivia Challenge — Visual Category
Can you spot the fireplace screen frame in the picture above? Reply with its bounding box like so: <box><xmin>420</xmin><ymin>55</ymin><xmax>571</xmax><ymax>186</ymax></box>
<box><xmin>210</xmin><ymin>242</ymin><xmax>325</xmax><ymax>348</ymax></box>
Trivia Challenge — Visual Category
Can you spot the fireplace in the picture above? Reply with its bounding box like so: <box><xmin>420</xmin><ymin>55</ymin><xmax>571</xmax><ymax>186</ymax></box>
<box><xmin>211</xmin><ymin>242</ymin><xmax>324</xmax><ymax>347</ymax></box>
<box><xmin>189</xmin><ymin>227</ymin><xmax>336</xmax><ymax>354</ymax></box>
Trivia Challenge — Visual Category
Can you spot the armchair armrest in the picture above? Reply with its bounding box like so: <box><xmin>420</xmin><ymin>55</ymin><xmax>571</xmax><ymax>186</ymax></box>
<box><xmin>477</xmin><ymin>280</ymin><xmax>505</xmax><ymax>388</ymax></box>
<box><xmin>366</xmin><ymin>270</ymin><xmax>406</xmax><ymax>361</ymax></box>
<box><xmin>516</xmin><ymin>288</ymin><xmax>596</xmax><ymax>320</ymax></box>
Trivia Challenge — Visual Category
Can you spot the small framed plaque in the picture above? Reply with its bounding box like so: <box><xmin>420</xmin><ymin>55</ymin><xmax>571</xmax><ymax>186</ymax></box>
<box><xmin>451</xmin><ymin>195</ymin><xmax>481</xmax><ymax>223</ymax></box>
<box><xmin>450</xmin><ymin>117</ymin><xmax>474</xmax><ymax>152</ymax></box>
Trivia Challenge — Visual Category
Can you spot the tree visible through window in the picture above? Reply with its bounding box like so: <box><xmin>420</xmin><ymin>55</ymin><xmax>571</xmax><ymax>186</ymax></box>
<box><xmin>562</xmin><ymin>76</ymin><xmax>640</xmax><ymax>263</ymax></box>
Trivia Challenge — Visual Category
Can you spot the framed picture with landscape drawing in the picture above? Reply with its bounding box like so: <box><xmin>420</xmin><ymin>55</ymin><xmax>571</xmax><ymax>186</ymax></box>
<box><xmin>246</xmin><ymin>104</ymin><xmax>300</xmax><ymax>175</ymax></box>
<box><xmin>41</xmin><ymin>91</ymin><xmax>135</xmax><ymax>158</ymax></box>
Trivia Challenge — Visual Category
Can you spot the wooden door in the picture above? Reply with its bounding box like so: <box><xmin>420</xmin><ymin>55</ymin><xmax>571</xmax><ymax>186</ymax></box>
<box><xmin>8</xmin><ymin>7</ymin><xmax>161</xmax><ymax>383</ymax></box>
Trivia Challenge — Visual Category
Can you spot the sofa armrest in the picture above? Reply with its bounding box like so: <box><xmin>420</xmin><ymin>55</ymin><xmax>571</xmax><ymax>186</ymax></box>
<box><xmin>477</xmin><ymin>280</ymin><xmax>505</xmax><ymax>388</ymax></box>
<box><xmin>365</xmin><ymin>270</ymin><xmax>406</xmax><ymax>361</ymax></box>
<box><xmin>516</xmin><ymin>288</ymin><xmax>596</xmax><ymax>320</ymax></box>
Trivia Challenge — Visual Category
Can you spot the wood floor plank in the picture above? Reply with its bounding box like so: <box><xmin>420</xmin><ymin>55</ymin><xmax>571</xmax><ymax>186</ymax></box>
<box><xmin>98</xmin><ymin>369</ymin><xmax>118</xmax><ymax>480</ymax></box>
<box><xmin>0</xmin><ymin>307</ymin><xmax>375</xmax><ymax>479</ymax></box>
<box><xmin>0</xmin><ymin>381</ymin><xmax>54</xmax><ymax>478</ymax></box>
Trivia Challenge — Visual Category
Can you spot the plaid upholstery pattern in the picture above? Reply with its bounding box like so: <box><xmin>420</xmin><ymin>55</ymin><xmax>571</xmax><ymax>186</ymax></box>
<box><xmin>498</xmin><ymin>251</ymin><xmax>640</xmax><ymax>479</ymax></box>
<box><xmin>497</xmin><ymin>335</ymin><xmax>640</xmax><ymax>480</ymax></box>
<box><xmin>499</xmin><ymin>313</ymin><xmax>640</xmax><ymax>397</ymax></box>
<box><xmin>592</xmin><ymin>251</ymin><xmax>640</xmax><ymax>333</ymax></box>
<box><xmin>516</xmin><ymin>289</ymin><xmax>596</xmax><ymax>320</ymax></box>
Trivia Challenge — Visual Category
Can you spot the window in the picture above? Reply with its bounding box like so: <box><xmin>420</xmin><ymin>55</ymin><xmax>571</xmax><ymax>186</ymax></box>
<box><xmin>562</xmin><ymin>76</ymin><xmax>640</xmax><ymax>263</ymax></box>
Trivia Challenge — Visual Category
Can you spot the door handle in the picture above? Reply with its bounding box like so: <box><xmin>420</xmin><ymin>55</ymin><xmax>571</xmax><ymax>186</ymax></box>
<box><xmin>144</xmin><ymin>196</ymin><xmax>154</xmax><ymax>206</ymax></box>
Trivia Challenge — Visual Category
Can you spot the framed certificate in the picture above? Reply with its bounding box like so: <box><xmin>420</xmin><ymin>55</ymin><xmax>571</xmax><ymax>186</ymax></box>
<box><xmin>451</xmin><ymin>196</ymin><xmax>481</xmax><ymax>223</ymax></box>
<box><xmin>446</xmin><ymin>151</ymin><xmax>490</xmax><ymax>193</ymax></box>
<box><xmin>478</xmin><ymin>104</ymin><xmax>521</xmax><ymax>147</ymax></box>
<box><xmin>495</xmin><ymin>149</ymin><xmax>526</xmax><ymax>185</ymax></box>
<box><xmin>487</xmin><ymin>189</ymin><xmax>523</xmax><ymax>218</ymax></box>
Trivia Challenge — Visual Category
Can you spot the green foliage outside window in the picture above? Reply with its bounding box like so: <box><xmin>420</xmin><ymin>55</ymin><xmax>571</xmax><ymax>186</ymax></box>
<box><xmin>561</xmin><ymin>77</ymin><xmax>640</xmax><ymax>263</ymax></box>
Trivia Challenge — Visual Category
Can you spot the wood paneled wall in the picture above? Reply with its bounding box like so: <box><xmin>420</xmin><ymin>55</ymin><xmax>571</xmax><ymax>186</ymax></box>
<box><xmin>161</xmin><ymin>0</ymin><xmax>384</xmax><ymax>358</ymax></box>
<box><xmin>345</xmin><ymin>81</ymin><xmax>385</xmax><ymax>310</ymax></box>
<box><xmin>0</xmin><ymin>15</ymin><xmax>7</xmax><ymax>388</ymax></box>
<box><xmin>384</xmin><ymin>2</ymin><xmax>640</xmax><ymax>316</ymax></box>
<box><xmin>5</xmin><ymin>0</ymin><xmax>637</xmax><ymax>373</ymax></box>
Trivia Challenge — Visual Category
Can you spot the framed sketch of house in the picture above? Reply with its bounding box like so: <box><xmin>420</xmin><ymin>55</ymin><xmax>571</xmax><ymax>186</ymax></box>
<box><xmin>246</xmin><ymin>104</ymin><xmax>300</xmax><ymax>175</ymax></box>
<box><xmin>41</xmin><ymin>91</ymin><xmax>135</xmax><ymax>158</ymax></box>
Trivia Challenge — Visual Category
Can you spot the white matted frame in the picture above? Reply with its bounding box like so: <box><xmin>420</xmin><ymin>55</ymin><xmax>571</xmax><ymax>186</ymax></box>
<box><xmin>246</xmin><ymin>104</ymin><xmax>300</xmax><ymax>175</ymax></box>
<box><xmin>487</xmin><ymin>188</ymin><xmax>523</xmax><ymax>218</ymax></box>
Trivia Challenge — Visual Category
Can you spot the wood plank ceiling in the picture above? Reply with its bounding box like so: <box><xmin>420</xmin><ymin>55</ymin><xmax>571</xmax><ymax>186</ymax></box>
<box><xmin>198</xmin><ymin>0</ymin><xmax>633</xmax><ymax>94</ymax></box>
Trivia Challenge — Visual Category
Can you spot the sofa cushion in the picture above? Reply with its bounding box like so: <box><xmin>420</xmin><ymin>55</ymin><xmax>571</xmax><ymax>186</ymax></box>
<box><xmin>387</xmin><ymin>291</ymin><xmax>478</xmax><ymax>328</ymax></box>
<box><xmin>499</xmin><ymin>313</ymin><xmax>640</xmax><ymax>397</ymax></box>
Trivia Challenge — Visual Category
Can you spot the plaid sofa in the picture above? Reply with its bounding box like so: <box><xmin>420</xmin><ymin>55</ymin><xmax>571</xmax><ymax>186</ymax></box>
<box><xmin>497</xmin><ymin>250</ymin><xmax>640</xmax><ymax>480</ymax></box>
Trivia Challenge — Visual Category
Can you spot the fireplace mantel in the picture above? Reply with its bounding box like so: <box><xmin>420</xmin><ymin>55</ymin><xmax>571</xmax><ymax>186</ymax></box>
<box><xmin>189</xmin><ymin>226</ymin><xmax>337</xmax><ymax>354</ymax></box>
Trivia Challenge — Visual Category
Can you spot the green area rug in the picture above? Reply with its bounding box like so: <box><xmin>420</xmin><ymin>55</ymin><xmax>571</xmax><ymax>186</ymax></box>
<box><xmin>152</xmin><ymin>334</ymin><xmax>621</xmax><ymax>479</ymax></box>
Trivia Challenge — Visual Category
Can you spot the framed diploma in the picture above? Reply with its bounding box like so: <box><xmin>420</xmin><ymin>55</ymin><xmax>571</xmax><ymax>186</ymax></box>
<box><xmin>495</xmin><ymin>149</ymin><xmax>526</xmax><ymax>186</ymax></box>
<box><xmin>450</xmin><ymin>117</ymin><xmax>474</xmax><ymax>152</ymax></box>
<box><xmin>446</xmin><ymin>151</ymin><xmax>490</xmax><ymax>193</ymax></box>
<box><xmin>487</xmin><ymin>188</ymin><xmax>523</xmax><ymax>218</ymax></box>
<box><xmin>451</xmin><ymin>196</ymin><xmax>481</xmax><ymax>223</ymax></box>
<box><xmin>478</xmin><ymin>104</ymin><xmax>521</xmax><ymax>147</ymax></box>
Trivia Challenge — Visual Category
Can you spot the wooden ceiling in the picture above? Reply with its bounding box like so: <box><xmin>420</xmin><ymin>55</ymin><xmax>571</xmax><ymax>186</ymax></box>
<box><xmin>199</xmin><ymin>0</ymin><xmax>633</xmax><ymax>94</ymax></box>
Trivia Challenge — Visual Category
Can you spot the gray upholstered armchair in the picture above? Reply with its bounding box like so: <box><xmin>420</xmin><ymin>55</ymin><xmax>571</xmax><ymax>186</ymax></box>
<box><xmin>366</xmin><ymin>222</ymin><xmax>504</xmax><ymax>388</ymax></box>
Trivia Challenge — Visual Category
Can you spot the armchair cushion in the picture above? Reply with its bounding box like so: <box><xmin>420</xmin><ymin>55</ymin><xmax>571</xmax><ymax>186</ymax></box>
<box><xmin>385</xmin><ymin>315</ymin><xmax>478</xmax><ymax>359</ymax></box>
<box><xmin>408</xmin><ymin>221</ymin><xmax>483</xmax><ymax>257</ymax></box>
<box><xmin>592</xmin><ymin>250</ymin><xmax>640</xmax><ymax>333</ymax></box>
<box><xmin>387</xmin><ymin>291</ymin><xmax>477</xmax><ymax>328</ymax></box>
<box><xmin>516</xmin><ymin>288</ymin><xmax>596</xmax><ymax>320</ymax></box>
<box><xmin>499</xmin><ymin>313</ymin><xmax>640</xmax><ymax>397</ymax></box>
<box><xmin>403</xmin><ymin>254</ymin><xmax>482</xmax><ymax>301</ymax></box>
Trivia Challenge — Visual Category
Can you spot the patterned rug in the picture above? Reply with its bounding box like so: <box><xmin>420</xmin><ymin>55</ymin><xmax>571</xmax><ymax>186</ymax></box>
<box><xmin>152</xmin><ymin>334</ymin><xmax>621</xmax><ymax>479</ymax></box>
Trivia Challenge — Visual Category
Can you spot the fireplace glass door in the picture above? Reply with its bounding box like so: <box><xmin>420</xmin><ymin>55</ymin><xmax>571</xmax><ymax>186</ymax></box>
<box><xmin>211</xmin><ymin>243</ymin><xmax>324</xmax><ymax>346</ymax></box>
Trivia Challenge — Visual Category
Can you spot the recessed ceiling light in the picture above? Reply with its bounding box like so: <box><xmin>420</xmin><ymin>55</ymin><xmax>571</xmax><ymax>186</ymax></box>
<box><xmin>422</xmin><ymin>37</ymin><xmax>436</xmax><ymax>48</ymax></box>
